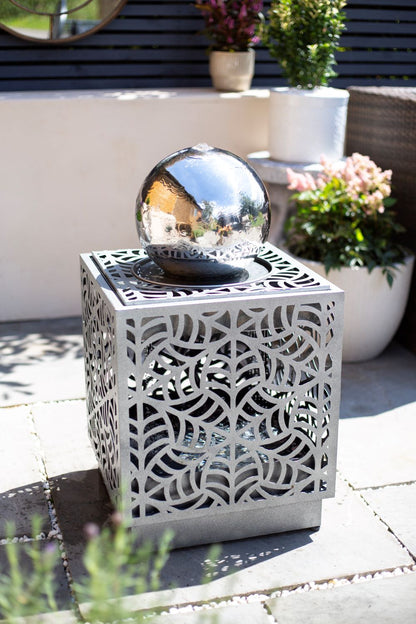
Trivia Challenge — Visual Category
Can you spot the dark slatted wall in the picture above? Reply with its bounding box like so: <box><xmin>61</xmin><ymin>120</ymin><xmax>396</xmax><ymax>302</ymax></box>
<box><xmin>337</xmin><ymin>0</ymin><xmax>416</xmax><ymax>87</ymax></box>
<box><xmin>0</xmin><ymin>0</ymin><xmax>415</xmax><ymax>92</ymax></box>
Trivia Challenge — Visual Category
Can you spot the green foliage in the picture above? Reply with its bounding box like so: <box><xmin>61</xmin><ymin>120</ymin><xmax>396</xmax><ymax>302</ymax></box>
<box><xmin>0</xmin><ymin>0</ymin><xmax>98</xmax><ymax>32</ymax></box>
<box><xmin>0</xmin><ymin>0</ymin><xmax>98</xmax><ymax>17</ymax></box>
<box><xmin>0</xmin><ymin>518</ymin><xmax>59</xmax><ymax>622</ymax></box>
<box><xmin>192</xmin><ymin>227</ymin><xmax>205</xmax><ymax>238</ymax></box>
<box><xmin>75</xmin><ymin>513</ymin><xmax>173</xmax><ymax>623</ymax></box>
<box><xmin>0</xmin><ymin>511</ymin><xmax>225</xmax><ymax>623</ymax></box>
<box><xmin>0</xmin><ymin>1</ymin><xmax>49</xmax><ymax>19</ymax></box>
<box><xmin>284</xmin><ymin>155</ymin><xmax>407</xmax><ymax>286</ymax></box>
<box><xmin>249</xmin><ymin>213</ymin><xmax>265</xmax><ymax>227</ymax></box>
<box><xmin>0</xmin><ymin>514</ymin><xmax>173</xmax><ymax>623</ymax></box>
<box><xmin>260</xmin><ymin>0</ymin><xmax>347</xmax><ymax>88</ymax></box>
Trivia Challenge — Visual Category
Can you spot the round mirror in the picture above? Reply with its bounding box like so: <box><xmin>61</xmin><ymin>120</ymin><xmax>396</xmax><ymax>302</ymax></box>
<box><xmin>0</xmin><ymin>0</ymin><xmax>127</xmax><ymax>43</ymax></box>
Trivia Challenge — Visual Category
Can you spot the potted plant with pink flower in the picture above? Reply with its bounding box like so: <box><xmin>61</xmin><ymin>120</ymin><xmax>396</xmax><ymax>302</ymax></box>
<box><xmin>284</xmin><ymin>153</ymin><xmax>414</xmax><ymax>362</ymax></box>
<box><xmin>195</xmin><ymin>0</ymin><xmax>263</xmax><ymax>91</ymax></box>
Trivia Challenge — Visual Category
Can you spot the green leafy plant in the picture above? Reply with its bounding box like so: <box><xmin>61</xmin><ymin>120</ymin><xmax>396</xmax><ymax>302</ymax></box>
<box><xmin>192</xmin><ymin>227</ymin><xmax>205</xmax><ymax>238</ymax></box>
<box><xmin>0</xmin><ymin>514</ymin><xmax>173</xmax><ymax>623</ymax></box>
<box><xmin>195</xmin><ymin>0</ymin><xmax>263</xmax><ymax>51</ymax></box>
<box><xmin>284</xmin><ymin>153</ymin><xmax>407</xmax><ymax>286</ymax></box>
<box><xmin>0</xmin><ymin>518</ymin><xmax>59</xmax><ymax>623</ymax></box>
<box><xmin>260</xmin><ymin>0</ymin><xmax>347</xmax><ymax>88</ymax></box>
<box><xmin>0</xmin><ymin>0</ymin><xmax>98</xmax><ymax>32</ymax></box>
<box><xmin>75</xmin><ymin>512</ymin><xmax>173</xmax><ymax>623</ymax></box>
<box><xmin>0</xmin><ymin>512</ymin><xmax>225</xmax><ymax>623</ymax></box>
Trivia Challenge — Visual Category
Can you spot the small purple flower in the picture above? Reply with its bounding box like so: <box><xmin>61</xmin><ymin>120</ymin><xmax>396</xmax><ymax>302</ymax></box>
<box><xmin>83</xmin><ymin>522</ymin><xmax>100</xmax><ymax>540</ymax></box>
<box><xmin>44</xmin><ymin>542</ymin><xmax>57</xmax><ymax>555</ymax></box>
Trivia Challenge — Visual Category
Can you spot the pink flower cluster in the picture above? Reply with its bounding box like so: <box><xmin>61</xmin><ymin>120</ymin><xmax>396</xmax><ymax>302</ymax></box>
<box><xmin>287</xmin><ymin>153</ymin><xmax>392</xmax><ymax>215</ymax></box>
<box><xmin>287</xmin><ymin>169</ymin><xmax>317</xmax><ymax>192</ymax></box>
<box><xmin>195</xmin><ymin>0</ymin><xmax>263</xmax><ymax>51</ymax></box>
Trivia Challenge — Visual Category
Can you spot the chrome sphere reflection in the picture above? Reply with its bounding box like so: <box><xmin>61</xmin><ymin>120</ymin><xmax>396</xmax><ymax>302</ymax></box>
<box><xmin>135</xmin><ymin>144</ymin><xmax>270</xmax><ymax>280</ymax></box>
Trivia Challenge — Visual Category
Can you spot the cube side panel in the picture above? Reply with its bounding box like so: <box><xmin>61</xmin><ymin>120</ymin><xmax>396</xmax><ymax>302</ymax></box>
<box><xmin>119</xmin><ymin>290</ymin><xmax>342</xmax><ymax>527</ymax></box>
<box><xmin>80</xmin><ymin>258</ymin><xmax>121</xmax><ymax>506</ymax></box>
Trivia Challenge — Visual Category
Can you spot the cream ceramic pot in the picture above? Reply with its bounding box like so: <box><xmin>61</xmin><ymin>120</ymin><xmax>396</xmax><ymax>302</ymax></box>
<box><xmin>300</xmin><ymin>255</ymin><xmax>415</xmax><ymax>362</ymax></box>
<box><xmin>209</xmin><ymin>49</ymin><xmax>255</xmax><ymax>92</ymax></box>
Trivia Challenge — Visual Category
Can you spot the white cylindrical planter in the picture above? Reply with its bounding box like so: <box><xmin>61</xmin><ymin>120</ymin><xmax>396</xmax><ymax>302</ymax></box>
<box><xmin>209</xmin><ymin>49</ymin><xmax>255</xmax><ymax>92</ymax></box>
<box><xmin>300</xmin><ymin>255</ymin><xmax>415</xmax><ymax>363</ymax></box>
<box><xmin>268</xmin><ymin>87</ymin><xmax>349</xmax><ymax>163</ymax></box>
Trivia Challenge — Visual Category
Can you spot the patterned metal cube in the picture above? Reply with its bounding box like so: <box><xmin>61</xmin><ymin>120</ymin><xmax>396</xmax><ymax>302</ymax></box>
<box><xmin>80</xmin><ymin>244</ymin><xmax>343</xmax><ymax>547</ymax></box>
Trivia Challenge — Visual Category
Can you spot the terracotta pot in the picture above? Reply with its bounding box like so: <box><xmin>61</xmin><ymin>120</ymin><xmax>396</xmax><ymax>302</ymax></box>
<box><xmin>209</xmin><ymin>49</ymin><xmax>255</xmax><ymax>92</ymax></box>
<box><xmin>299</xmin><ymin>255</ymin><xmax>415</xmax><ymax>362</ymax></box>
<box><xmin>268</xmin><ymin>87</ymin><xmax>349</xmax><ymax>163</ymax></box>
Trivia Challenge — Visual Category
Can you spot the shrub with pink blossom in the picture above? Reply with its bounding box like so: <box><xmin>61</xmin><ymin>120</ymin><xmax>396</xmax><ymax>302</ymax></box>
<box><xmin>285</xmin><ymin>153</ymin><xmax>407</xmax><ymax>285</ymax></box>
<box><xmin>195</xmin><ymin>0</ymin><xmax>263</xmax><ymax>51</ymax></box>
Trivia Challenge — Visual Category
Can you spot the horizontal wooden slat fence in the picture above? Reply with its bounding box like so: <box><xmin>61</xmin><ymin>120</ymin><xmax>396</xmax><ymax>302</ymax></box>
<box><xmin>0</xmin><ymin>0</ymin><xmax>415</xmax><ymax>91</ymax></box>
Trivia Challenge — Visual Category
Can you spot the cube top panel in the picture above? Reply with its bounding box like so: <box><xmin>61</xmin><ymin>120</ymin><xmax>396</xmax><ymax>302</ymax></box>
<box><xmin>91</xmin><ymin>243</ymin><xmax>332</xmax><ymax>307</ymax></box>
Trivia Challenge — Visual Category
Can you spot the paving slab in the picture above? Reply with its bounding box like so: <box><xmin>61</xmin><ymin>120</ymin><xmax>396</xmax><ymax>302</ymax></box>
<box><xmin>0</xmin><ymin>317</ymin><xmax>85</xmax><ymax>407</ymax></box>
<box><xmin>340</xmin><ymin>342</ymin><xmax>416</xmax><ymax>419</ymax></box>
<box><xmin>156</xmin><ymin>478</ymin><xmax>411</xmax><ymax>603</ymax></box>
<box><xmin>31</xmin><ymin>400</ymin><xmax>96</xmax><ymax>476</ymax></box>
<box><xmin>361</xmin><ymin>483</ymin><xmax>416</xmax><ymax>559</ymax></box>
<box><xmin>148</xmin><ymin>602</ymin><xmax>273</xmax><ymax>624</ymax></box>
<box><xmin>337</xmin><ymin>404</ymin><xmax>416</xmax><ymax>489</ymax></box>
<box><xmin>79</xmin><ymin>599</ymin><xmax>274</xmax><ymax>624</ymax></box>
<box><xmin>64</xmin><ymin>475</ymin><xmax>412</xmax><ymax>611</ymax></box>
<box><xmin>266</xmin><ymin>572</ymin><xmax>416</xmax><ymax>624</ymax></box>
<box><xmin>2</xmin><ymin>324</ymin><xmax>412</xmax><ymax>622</ymax></box>
<box><xmin>0</xmin><ymin>405</ymin><xmax>49</xmax><ymax>537</ymax></box>
<box><xmin>30</xmin><ymin>400</ymin><xmax>113</xmax><ymax>570</ymax></box>
<box><xmin>27</xmin><ymin>395</ymin><xmax>413</xmax><ymax>609</ymax></box>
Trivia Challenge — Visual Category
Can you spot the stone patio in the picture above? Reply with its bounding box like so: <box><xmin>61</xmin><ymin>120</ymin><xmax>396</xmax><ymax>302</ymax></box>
<box><xmin>0</xmin><ymin>317</ymin><xmax>415</xmax><ymax>623</ymax></box>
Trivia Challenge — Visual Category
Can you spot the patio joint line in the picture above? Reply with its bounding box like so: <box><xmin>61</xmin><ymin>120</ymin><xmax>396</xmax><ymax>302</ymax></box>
<box><xmin>27</xmin><ymin>407</ymin><xmax>84</xmax><ymax>622</ymax></box>
<box><xmin>0</xmin><ymin>396</ymin><xmax>87</xmax><ymax>410</ymax></box>
<box><xmin>157</xmin><ymin>592</ymin><xmax>273</xmax><ymax>619</ymax></box>
<box><xmin>337</xmin><ymin>471</ymin><xmax>416</xmax><ymax>564</ymax></box>
<box><xmin>355</xmin><ymin>480</ymin><xmax>416</xmax><ymax>491</ymax></box>
<box><xmin>262</xmin><ymin>600</ymin><xmax>278</xmax><ymax>622</ymax></box>
<box><xmin>359</xmin><ymin>490</ymin><xmax>416</xmax><ymax>565</ymax></box>
<box><xmin>268</xmin><ymin>565</ymin><xmax>416</xmax><ymax>598</ymax></box>
<box><xmin>143</xmin><ymin>565</ymin><xmax>416</xmax><ymax>619</ymax></box>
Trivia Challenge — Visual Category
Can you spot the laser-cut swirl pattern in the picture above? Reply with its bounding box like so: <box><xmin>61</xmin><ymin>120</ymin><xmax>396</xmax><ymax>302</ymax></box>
<box><xmin>91</xmin><ymin>244</ymin><xmax>327</xmax><ymax>306</ymax></box>
<box><xmin>126</xmin><ymin>302</ymin><xmax>336</xmax><ymax>519</ymax></box>
<box><xmin>81</xmin><ymin>266</ymin><xmax>120</xmax><ymax>499</ymax></box>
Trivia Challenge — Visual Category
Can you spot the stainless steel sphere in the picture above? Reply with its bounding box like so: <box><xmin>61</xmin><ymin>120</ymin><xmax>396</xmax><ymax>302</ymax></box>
<box><xmin>135</xmin><ymin>144</ymin><xmax>270</xmax><ymax>280</ymax></box>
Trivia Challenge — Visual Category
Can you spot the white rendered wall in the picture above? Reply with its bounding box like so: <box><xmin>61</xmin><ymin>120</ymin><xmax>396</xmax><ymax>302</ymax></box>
<box><xmin>0</xmin><ymin>89</ymin><xmax>269</xmax><ymax>321</ymax></box>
